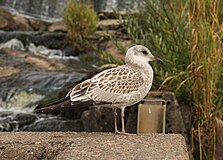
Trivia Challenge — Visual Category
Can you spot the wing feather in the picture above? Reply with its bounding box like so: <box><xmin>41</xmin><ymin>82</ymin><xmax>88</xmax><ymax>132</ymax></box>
<box><xmin>86</xmin><ymin>66</ymin><xmax>145</xmax><ymax>103</ymax></box>
<box><xmin>68</xmin><ymin>66</ymin><xmax>146</xmax><ymax>104</ymax></box>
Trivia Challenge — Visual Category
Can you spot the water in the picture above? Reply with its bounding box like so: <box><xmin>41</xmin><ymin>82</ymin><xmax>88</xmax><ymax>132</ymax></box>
<box><xmin>0</xmin><ymin>0</ymin><xmax>144</xmax><ymax>22</ymax></box>
<box><xmin>0</xmin><ymin>0</ymin><xmax>65</xmax><ymax>22</ymax></box>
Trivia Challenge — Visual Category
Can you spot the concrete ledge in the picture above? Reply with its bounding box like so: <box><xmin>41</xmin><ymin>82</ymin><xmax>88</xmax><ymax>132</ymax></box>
<box><xmin>0</xmin><ymin>132</ymin><xmax>189</xmax><ymax>160</ymax></box>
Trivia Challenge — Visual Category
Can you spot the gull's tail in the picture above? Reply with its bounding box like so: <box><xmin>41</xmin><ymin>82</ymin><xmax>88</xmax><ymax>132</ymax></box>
<box><xmin>34</xmin><ymin>97</ymin><xmax>92</xmax><ymax>114</ymax></box>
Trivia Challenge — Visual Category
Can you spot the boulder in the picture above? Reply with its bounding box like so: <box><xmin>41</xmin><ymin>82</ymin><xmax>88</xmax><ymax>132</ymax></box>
<box><xmin>0</xmin><ymin>31</ymin><xmax>68</xmax><ymax>49</ymax></box>
<box><xmin>0</xmin><ymin>7</ymin><xmax>15</xmax><ymax>30</ymax></box>
<box><xmin>29</xmin><ymin>19</ymin><xmax>48</xmax><ymax>31</ymax></box>
<box><xmin>13</xmin><ymin>15</ymin><xmax>33</xmax><ymax>31</ymax></box>
<box><xmin>97</xmin><ymin>19</ymin><xmax>122</xmax><ymax>30</ymax></box>
<box><xmin>48</xmin><ymin>21</ymin><xmax>67</xmax><ymax>32</ymax></box>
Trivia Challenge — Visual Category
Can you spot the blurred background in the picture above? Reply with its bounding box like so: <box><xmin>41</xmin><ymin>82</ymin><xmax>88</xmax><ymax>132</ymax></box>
<box><xmin>0</xmin><ymin>0</ymin><xmax>222</xmax><ymax>159</ymax></box>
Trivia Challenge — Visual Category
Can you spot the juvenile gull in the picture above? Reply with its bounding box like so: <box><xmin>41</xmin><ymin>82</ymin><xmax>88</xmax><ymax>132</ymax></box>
<box><xmin>35</xmin><ymin>45</ymin><xmax>161</xmax><ymax>134</ymax></box>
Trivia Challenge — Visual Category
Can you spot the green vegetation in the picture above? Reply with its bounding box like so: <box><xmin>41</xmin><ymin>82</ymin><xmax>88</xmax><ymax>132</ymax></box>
<box><xmin>122</xmin><ymin>0</ymin><xmax>223</xmax><ymax>159</ymax></box>
<box><xmin>63</xmin><ymin>0</ymin><xmax>98</xmax><ymax>49</ymax></box>
<box><xmin>63</xmin><ymin>1</ymin><xmax>122</xmax><ymax>65</ymax></box>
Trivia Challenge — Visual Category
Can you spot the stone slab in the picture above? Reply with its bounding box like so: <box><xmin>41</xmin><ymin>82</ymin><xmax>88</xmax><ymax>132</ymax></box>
<box><xmin>0</xmin><ymin>132</ymin><xmax>189</xmax><ymax>160</ymax></box>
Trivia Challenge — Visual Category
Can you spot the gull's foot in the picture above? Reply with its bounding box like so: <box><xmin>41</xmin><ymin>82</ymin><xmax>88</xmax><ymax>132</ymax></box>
<box><xmin>115</xmin><ymin>131</ymin><xmax>132</xmax><ymax>135</ymax></box>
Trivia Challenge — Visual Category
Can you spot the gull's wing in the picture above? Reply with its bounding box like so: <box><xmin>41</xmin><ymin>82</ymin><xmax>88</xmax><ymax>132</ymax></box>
<box><xmin>68</xmin><ymin>66</ymin><xmax>145</xmax><ymax>103</ymax></box>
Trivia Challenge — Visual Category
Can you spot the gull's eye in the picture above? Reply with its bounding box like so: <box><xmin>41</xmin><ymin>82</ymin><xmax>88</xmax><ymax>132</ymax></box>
<box><xmin>142</xmin><ymin>50</ymin><xmax>148</xmax><ymax>55</ymax></box>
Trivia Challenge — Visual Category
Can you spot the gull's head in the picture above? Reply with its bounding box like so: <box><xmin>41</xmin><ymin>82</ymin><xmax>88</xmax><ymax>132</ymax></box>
<box><xmin>125</xmin><ymin>45</ymin><xmax>161</xmax><ymax>65</ymax></box>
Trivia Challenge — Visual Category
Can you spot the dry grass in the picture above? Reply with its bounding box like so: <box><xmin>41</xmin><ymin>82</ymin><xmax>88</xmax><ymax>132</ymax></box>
<box><xmin>122</xmin><ymin>0</ymin><xmax>223</xmax><ymax>159</ymax></box>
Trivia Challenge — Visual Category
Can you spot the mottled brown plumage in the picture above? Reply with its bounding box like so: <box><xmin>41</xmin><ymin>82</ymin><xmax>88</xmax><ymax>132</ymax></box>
<box><xmin>35</xmin><ymin>45</ymin><xmax>161</xmax><ymax>134</ymax></box>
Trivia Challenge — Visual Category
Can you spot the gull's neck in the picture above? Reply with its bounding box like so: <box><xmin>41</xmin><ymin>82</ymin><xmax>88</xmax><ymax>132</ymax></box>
<box><xmin>125</xmin><ymin>58</ymin><xmax>151</xmax><ymax>70</ymax></box>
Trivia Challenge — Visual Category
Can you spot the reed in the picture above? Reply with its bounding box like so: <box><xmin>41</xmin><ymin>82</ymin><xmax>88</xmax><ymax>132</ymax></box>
<box><xmin>188</xmin><ymin>0</ymin><xmax>222</xmax><ymax>159</ymax></box>
<box><xmin>122</xmin><ymin>0</ymin><xmax>223</xmax><ymax>159</ymax></box>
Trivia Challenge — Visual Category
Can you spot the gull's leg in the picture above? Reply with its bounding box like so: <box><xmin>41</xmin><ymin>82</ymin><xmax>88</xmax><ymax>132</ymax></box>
<box><xmin>113</xmin><ymin>108</ymin><xmax>120</xmax><ymax>134</ymax></box>
<box><xmin>120</xmin><ymin>107</ymin><xmax>126</xmax><ymax>134</ymax></box>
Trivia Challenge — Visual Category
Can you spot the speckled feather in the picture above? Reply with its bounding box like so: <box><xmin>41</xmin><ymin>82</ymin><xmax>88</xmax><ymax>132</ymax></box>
<box><xmin>67</xmin><ymin>64</ymin><xmax>153</xmax><ymax>107</ymax></box>
<box><xmin>35</xmin><ymin>45</ymin><xmax>158</xmax><ymax>118</ymax></box>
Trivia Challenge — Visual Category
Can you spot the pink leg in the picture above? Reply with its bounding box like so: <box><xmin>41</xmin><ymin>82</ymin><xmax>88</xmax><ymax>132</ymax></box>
<box><xmin>120</xmin><ymin>107</ymin><xmax>126</xmax><ymax>134</ymax></box>
<box><xmin>113</xmin><ymin>108</ymin><xmax>120</xmax><ymax>134</ymax></box>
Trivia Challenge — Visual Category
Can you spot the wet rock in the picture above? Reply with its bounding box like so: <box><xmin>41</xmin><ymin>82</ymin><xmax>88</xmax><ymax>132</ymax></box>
<box><xmin>0</xmin><ymin>121</ymin><xmax>12</xmax><ymax>131</ymax></box>
<box><xmin>1</xmin><ymin>90</ymin><xmax>44</xmax><ymax>111</ymax></box>
<box><xmin>97</xmin><ymin>19</ymin><xmax>121</xmax><ymax>30</ymax></box>
<box><xmin>62</xmin><ymin>46</ymin><xmax>79</xmax><ymax>57</ymax></box>
<box><xmin>0</xmin><ymin>111</ymin><xmax>37</xmax><ymax>131</ymax></box>
<box><xmin>1</xmin><ymin>0</ymin><xmax>65</xmax><ymax>22</ymax></box>
<box><xmin>13</xmin><ymin>15</ymin><xmax>33</xmax><ymax>31</ymax></box>
<box><xmin>0</xmin><ymin>111</ymin><xmax>34</xmax><ymax>131</ymax></box>
<box><xmin>0</xmin><ymin>48</ymin><xmax>92</xmax><ymax>113</ymax></box>
<box><xmin>48</xmin><ymin>21</ymin><xmax>67</xmax><ymax>32</ymax></box>
<box><xmin>0</xmin><ymin>38</ymin><xmax>25</xmax><ymax>50</ymax></box>
<box><xmin>0</xmin><ymin>111</ymin><xmax>13</xmax><ymax>117</ymax></box>
<box><xmin>0</xmin><ymin>7</ymin><xmax>15</xmax><ymax>31</ymax></box>
<box><xmin>13</xmin><ymin>113</ymin><xmax>37</xmax><ymax>126</ymax></box>
<box><xmin>0</xmin><ymin>46</ymin><xmax>94</xmax><ymax>132</ymax></box>
<box><xmin>0</xmin><ymin>66</ymin><xmax>21</xmax><ymax>78</ymax></box>
<box><xmin>29</xmin><ymin>19</ymin><xmax>48</xmax><ymax>31</ymax></box>
<box><xmin>0</xmin><ymin>31</ymin><xmax>68</xmax><ymax>49</ymax></box>
<box><xmin>0</xmin><ymin>7</ymin><xmax>13</xmax><ymax>20</ymax></box>
<box><xmin>22</xmin><ymin>119</ymin><xmax>83</xmax><ymax>131</ymax></box>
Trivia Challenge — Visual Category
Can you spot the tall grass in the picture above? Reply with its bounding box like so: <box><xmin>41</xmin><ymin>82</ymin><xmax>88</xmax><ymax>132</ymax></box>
<box><xmin>123</xmin><ymin>0</ymin><xmax>223</xmax><ymax>159</ymax></box>
<box><xmin>188</xmin><ymin>1</ymin><xmax>223</xmax><ymax>159</ymax></box>
<box><xmin>63</xmin><ymin>0</ymin><xmax>98</xmax><ymax>49</ymax></box>
<box><xmin>123</xmin><ymin>0</ymin><xmax>192</xmax><ymax>96</ymax></box>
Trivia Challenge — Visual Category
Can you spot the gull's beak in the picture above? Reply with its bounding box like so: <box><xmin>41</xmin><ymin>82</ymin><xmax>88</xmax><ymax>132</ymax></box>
<box><xmin>150</xmin><ymin>56</ymin><xmax>163</xmax><ymax>63</ymax></box>
<box><xmin>155</xmin><ymin>57</ymin><xmax>163</xmax><ymax>63</ymax></box>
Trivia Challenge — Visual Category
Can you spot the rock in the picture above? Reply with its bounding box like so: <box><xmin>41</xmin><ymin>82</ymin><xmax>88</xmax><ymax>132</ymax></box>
<box><xmin>98</xmin><ymin>11</ymin><xmax>120</xmax><ymax>20</ymax></box>
<box><xmin>0</xmin><ymin>38</ymin><xmax>25</xmax><ymax>50</ymax></box>
<box><xmin>13</xmin><ymin>113</ymin><xmax>37</xmax><ymax>126</ymax></box>
<box><xmin>0</xmin><ymin>31</ymin><xmax>68</xmax><ymax>49</ymax></box>
<box><xmin>0</xmin><ymin>48</ymin><xmax>91</xmax><ymax>113</ymax></box>
<box><xmin>0</xmin><ymin>121</ymin><xmax>12</xmax><ymax>131</ymax></box>
<box><xmin>62</xmin><ymin>46</ymin><xmax>79</xmax><ymax>57</ymax></box>
<box><xmin>0</xmin><ymin>66</ymin><xmax>21</xmax><ymax>78</ymax></box>
<box><xmin>81</xmin><ymin>105</ymin><xmax>121</xmax><ymax>132</ymax></box>
<box><xmin>0</xmin><ymin>0</ymin><xmax>65</xmax><ymax>23</ymax></box>
<box><xmin>97</xmin><ymin>19</ymin><xmax>122</xmax><ymax>30</ymax></box>
<box><xmin>81</xmin><ymin>110</ymin><xmax>91</xmax><ymax>131</ymax></box>
<box><xmin>0</xmin><ymin>7</ymin><xmax>15</xmax><ymax>30</ymax></box>
<box><xmin>0</xmin><ymin>111</ymin><xmax>14</xmax><ymax>131</ymax></box>
<box><xmin>29</xmin><ymin>19</ymin><xmax>48</xmax><ymax>31</ymax></box>
<box><xmin>81</xmin><ymin>91</ymin><xmax>188</xmax><ymax>137</ymax></box>
<box><xmin>0</xmin><ymin>132</ymin><xmax>189</xmax><ymax>160</ymax></box>
<box><xmin>13</xmin><ymin>15</ymin><xmax>33</xmax><ymax>31</ymax></box>
<box><xmin>0</xmin><ymin>17</ymin><xmax>10</xmax><ymax>29</ymax></box>
<box><xmin>0</xmin><ymin>111</ymin><xmax>13</xmax><ymax>117</ymax></box>
<box><xmin>48</xmin><ymin>21</ymin><xmax>67</xmax><ymax>32</ymax></box>
<box><xmin>0</xmin><ymin>7</ymin><xmax>13</xmax><ymax>20</ymax></box>
<box><xmin>126</xmin><ymin>105</ymin><xmax>138</xmax><ymax>133</ymax></box>
<box><xmin>0</xmin><ymin>111</ymin><xmax>37</xmax><ymax>131</ymax></box>
<box><xmin>101</xmin><ymin>40</ymin><xmax>127</xmax><ymax>61</ymax></box>
<box><xmin>22</xmin><ymin>119</ymin><xmax>83</xmax><ymax>131</ymax></box>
